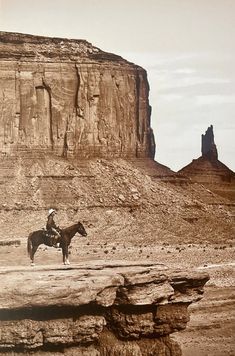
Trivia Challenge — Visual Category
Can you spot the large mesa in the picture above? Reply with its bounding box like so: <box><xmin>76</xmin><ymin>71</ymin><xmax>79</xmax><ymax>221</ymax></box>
<box><xmin>0</xmin><ymin>31</ymin><xmax>155</xmax><ymax>159</ymax></box>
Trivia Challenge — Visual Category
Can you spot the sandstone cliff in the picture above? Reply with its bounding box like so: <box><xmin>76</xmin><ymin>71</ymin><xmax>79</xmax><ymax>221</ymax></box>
<box><xmin>0</xmin><ymin>261</ymin><xmax>209</xmax><ymax>355</ymax></box>
<box><xmin>0</xmin><ymin>31</ymin><xmax>155</xmax><ymax>159</ymax></box>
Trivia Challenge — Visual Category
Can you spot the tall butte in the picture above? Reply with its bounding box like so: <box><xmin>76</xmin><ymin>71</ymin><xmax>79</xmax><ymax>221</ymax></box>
<box><xmin>0</xmin><ymin>31</ymin><xmax>155</xmax><ymax>159</ymax></box>
<box><xmin>179</xmin><ymin>125</ymin><xmax>235</xmax><ymax>201</ymax></box>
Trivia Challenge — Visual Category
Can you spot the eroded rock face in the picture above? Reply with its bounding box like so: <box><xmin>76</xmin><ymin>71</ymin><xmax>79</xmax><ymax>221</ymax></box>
<box><xmin>0</xmin><ymin>261</ymin><xmax>209</xmax><ymax>355</ymax></box>
<box><xmin>0</xmin><ymin>32</ymin><xmax>155</xmax><ymax>159</ymax></box>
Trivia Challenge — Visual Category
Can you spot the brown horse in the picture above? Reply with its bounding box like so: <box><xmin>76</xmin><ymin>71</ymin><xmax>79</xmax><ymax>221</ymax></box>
<box><xmin>27</xmin><ymin>222</ymin><xmax>87</xmax><ymax>266</ymax></box>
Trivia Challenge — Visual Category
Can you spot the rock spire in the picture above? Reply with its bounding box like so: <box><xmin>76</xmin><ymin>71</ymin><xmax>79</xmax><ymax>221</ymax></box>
<box><xmin>201</xmin><ymin>125</ymin><xmax>218</xmax><ymax>161</ymax></box>
<box><xmin>179</xmin><ymin>125</ymin><xmax>235</xmax><ymax>201</ymax></box>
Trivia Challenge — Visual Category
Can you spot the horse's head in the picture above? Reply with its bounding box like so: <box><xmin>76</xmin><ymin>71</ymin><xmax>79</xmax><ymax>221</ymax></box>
<box><xmin>76</xmin><ymin>222</ymin><xmax>87</xmax><ymax>237</ymax></box>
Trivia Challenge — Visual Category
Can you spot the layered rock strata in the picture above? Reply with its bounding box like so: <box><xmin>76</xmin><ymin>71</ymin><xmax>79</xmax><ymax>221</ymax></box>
<box><xmin>0</xmin><ymin>261</ymin><xmax>209</xmax><ymax>355</ymax></box>
<box><xmin>0</xmin><ymin>32</ymin><xmax>155</xmax><ymax>159</ymax></box>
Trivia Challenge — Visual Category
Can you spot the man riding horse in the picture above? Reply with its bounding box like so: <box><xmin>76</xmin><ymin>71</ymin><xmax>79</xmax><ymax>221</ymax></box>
<box><xmin>46</xmin><ymin>208</ymin><xmax>61</xmax><ymax>247</ymax></box>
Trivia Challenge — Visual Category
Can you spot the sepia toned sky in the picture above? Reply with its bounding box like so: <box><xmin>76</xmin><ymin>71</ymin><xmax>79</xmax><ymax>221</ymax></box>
<box><xmin>1</xmin><ymin>0</ymin><xmax>234</xmax><ymax>171</ymax></box>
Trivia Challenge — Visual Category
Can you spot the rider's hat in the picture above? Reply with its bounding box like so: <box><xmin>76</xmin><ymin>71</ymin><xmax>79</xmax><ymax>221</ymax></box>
<box><xmin>48</xmin><ymin>208</ymin><xmax>56</xmax><ymax>216</ymax></box>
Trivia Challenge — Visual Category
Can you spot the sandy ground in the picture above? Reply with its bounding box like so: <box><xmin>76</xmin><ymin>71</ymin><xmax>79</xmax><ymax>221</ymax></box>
<box><xmin>0</xmin><ymin>238</ymin><xmax>234</xmax><ymax>356</ymax></box>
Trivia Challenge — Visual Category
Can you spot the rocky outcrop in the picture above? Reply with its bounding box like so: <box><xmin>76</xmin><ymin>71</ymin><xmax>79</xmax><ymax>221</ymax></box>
<box><xmin>179</xmin><ymin>126</ymin><xmax>235</xmax><ymax>202</ymax></box>
<box><xmin>0</xmin><ymin>261</ymin><xmax>209</xmax><ymax>355</ymax></box>
<box><xmin>0</xmin><ymin>32</ymin><xmax>155</xmax><ymax>159</ymax></box>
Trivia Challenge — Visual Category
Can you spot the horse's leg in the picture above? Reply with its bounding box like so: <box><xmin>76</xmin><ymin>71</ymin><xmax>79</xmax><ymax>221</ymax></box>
<box><xmin>65</xmin><ymin>246</ymin><xmax>70</xmax><ymax>265</ymax></box>
<box><xmin>61</xmin><ymin>244</ymin><xmax>66</xmax><ymax>264</ymax></box>
<box><xmin>62</xmin><ymin>243</ymin><xmax>70</xmax><ymax>265</ymax></box>
<box><xmin>65</xmin><ymin>244</ymin><xmax>70</xmax><ymax>265</ymax></box>
<box><xmin>31</xmin><ymin>244</ymin><xmax>39</xmax><ymax>266</ymax></box>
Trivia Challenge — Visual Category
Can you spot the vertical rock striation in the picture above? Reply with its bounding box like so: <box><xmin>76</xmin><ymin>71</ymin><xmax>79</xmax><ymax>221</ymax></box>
<box><xmin>0</xmin><ymin>32</ymin><xmax>155</xmax><ymax>159</ymax></box>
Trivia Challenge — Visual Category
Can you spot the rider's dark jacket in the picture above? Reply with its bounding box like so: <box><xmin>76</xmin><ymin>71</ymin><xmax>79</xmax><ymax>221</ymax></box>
<box><xmin>46</xmin><ymin>215</ymin><xmax>59</xmax><ymax>234</ymax></box>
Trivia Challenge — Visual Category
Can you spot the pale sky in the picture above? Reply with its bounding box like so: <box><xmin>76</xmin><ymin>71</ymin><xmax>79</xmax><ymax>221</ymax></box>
<box><xmin>1</xmin><ymin>0</ymin><xmax>234</xmax><ymax>171</ymax></box>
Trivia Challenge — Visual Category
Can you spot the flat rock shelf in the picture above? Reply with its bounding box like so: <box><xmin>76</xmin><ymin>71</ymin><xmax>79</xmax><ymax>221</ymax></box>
<box><xmin>0</xmin><ymin>261</ymin><xmax>209</xmax><ymax>355</ymax></box>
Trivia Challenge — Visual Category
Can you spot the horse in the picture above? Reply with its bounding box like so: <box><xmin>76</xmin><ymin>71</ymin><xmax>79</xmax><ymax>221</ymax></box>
<box><xmin>27</xmin><ymin>222</ymin><xmax>87</xmax><ymax>266</ymax></box>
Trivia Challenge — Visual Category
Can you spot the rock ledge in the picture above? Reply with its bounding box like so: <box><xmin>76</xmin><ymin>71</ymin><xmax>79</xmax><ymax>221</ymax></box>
<box><xmin>0</xmin><ymin>260</ymin><xmax>209</xmax><ymax>355</ymax></box>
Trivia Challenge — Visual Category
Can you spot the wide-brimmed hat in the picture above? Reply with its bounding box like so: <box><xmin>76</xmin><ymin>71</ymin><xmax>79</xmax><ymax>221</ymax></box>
<box><xmin>48</xmin><ymin>208</ymin><xmax>56</xmax><ymax>216</ymax></box>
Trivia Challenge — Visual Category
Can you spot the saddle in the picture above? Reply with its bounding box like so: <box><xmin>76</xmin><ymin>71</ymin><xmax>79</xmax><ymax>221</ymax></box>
<box><xmin>43</xmin><ymin>229</ymin><xmax>60</xmax><ymax>247</ymax></box>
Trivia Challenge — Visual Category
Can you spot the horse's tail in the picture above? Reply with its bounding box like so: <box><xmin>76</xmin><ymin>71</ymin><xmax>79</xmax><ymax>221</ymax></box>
<box><xmin>27</xmin><ymin>233</ymin><xmax>33</xmax><ymax>256</ymax></box>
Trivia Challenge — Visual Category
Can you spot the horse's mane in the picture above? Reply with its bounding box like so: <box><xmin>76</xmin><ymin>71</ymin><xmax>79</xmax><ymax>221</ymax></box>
<box><xmin>61</xmin><ymin>222</ymin><xmax>80</xmax><ymax>233</ymax></box>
